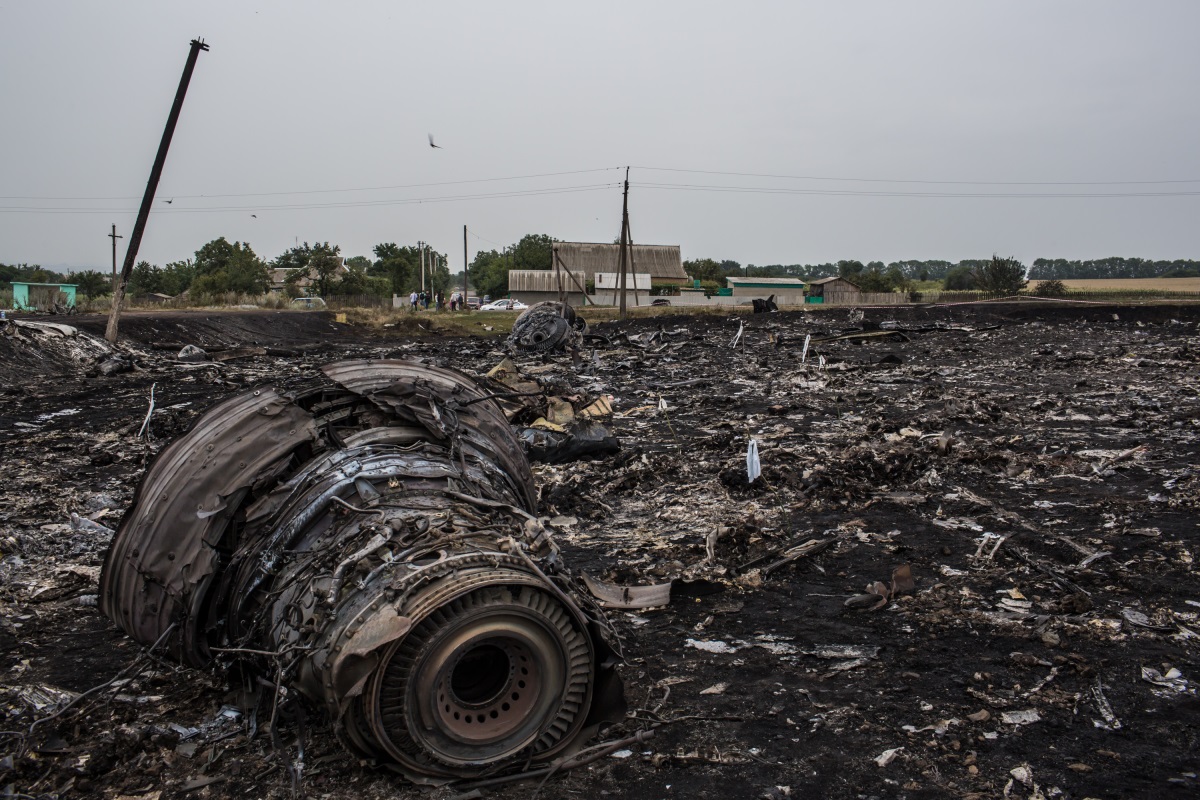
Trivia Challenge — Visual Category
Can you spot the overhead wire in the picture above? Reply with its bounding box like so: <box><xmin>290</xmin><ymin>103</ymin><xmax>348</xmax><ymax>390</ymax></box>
<box><xmin>630</xmin><ymin>165</ymin><xmax>1200</xmax><ymax>186</ymax></box>
<box><xmin>0</xmin><ymin>167</ymin><xmax>624</xmax><ymax>202</ymax></box>
<box><xmin>0</xmin><ymin>183</ymin><xmax>622</xmax><ymax>215</ymax></box>
<box><xmin>631</xmin><ymin>181</ymin><xmax>1200</xmax><ymax>198</ymax></box>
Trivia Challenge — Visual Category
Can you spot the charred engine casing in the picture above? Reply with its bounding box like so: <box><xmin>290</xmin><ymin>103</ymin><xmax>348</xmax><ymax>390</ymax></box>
<box><xmin>507</xmin><ymin>302</ymin><xmax>587</xmax><ymax>354</ymax></box>
<box><xmin>99</xmin><ymin>360</ymin><xmax>623</xmax><ymax>783</ymax></box>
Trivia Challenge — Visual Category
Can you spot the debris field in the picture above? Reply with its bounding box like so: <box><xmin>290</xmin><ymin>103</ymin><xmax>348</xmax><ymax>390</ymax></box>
<box><xmin>1</xmin><ymin>304</ymin><xmax>1199</xmax><ymax>800</ymax></box>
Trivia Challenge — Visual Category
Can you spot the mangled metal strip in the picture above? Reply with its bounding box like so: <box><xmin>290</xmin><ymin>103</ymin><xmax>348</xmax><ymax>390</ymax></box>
<box><xmin>322</xmin><ymin>359</ymin><xmax>535</xmax><ymax>510</ymax></box>
<box><xmin>100</xmin><ymin>359</ymin><xmax>624</xmax><ymax>784</ymax></box>
<box><xmin>99</xmin><ymin>388</ymin><xmax>318</xmax><ymax>664</ymax></box>
<box><xmin>581</xmin><ymin>573</ymin><xmax>672</xmax><ymax>609</ymax></box>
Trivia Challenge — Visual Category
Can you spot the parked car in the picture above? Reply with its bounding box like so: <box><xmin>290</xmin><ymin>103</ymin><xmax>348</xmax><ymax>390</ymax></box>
<box><xmin>479</xmin><ymin>299</ymin><xmax>528</xmax><ymax>312</ymax></box>
<box><xmin>289</xmin><ymin>297</ymin><xmax>327</xmax><ymax>310</ymax></box>
<box><xmin>466</xmin><ymin>297</ymin><xmax>481</xmax><ymax>310</ymax></box>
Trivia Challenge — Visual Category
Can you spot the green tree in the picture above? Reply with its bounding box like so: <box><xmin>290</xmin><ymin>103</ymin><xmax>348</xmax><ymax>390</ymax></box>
<box><xmin>372</xmin><ymin>242</ymin><xmax>416</xmax><ymax>294</ymax></box>
<box><xmin>469</xmin><ymin>249</ymin><xmax>509</xmax><ymax>299</ymax></box>
<box><xmin>128</xmin><ymin>261</ymin><xmax>163</xmax><ymax>294</ymax></box>
<box><xmin>308</xmin><ymin>242</ymin><xmax>343</xmax><ymax>296</ymax></box>
<box><xmin>465</xmin><ymin>234</ymin><xmax>555</xmax><ymax>299</ymax></box>
<box><xmin>885</xmin><ymin>265</ymin><xmax>910</xmax><ymax>292</ymax></box>
<box><xmin>71</xmin><ymin>269</ymin><xmax>111</xmax><ymax>298</ymax></box>
<box><xmin>274</xmin><ymin>241</ymin><xmax>341</xmax><ymax>296</ymax></box>
<box><xmin>973</xmin><ymin>255</ymin><xmax>1027</xmax><ymax>295</ymax></box>
<box><xmin>855</xmin><ymin>267</ymin><xmax>892</xmax><ymax>293</ymax></box>
<box><xmin>509</xmin><ymin>234</ymin><xmax>556</xmax><ymax>271</ymax></box>
<box><xmin>159</xmin><ymin>259</ymin><xmax>195</xmax><ymax>296</ymax></box>
<box><xmin>191</xmin><ymin>237</ymin><xmax>269</xmax><ymax>296</ymax></box>
<box><xmin>943</xmin><ymin>265</ymin><xmax>976</xmax><ymax>290</ymax></box>
<box><xmin>837</xmin><ymin>260</ymin><xmax>865</xmax><ymax>278</ymax></box>
<box><xmin>684</xmin><ymin>258</ymin><xmax>723</xmax><ymax>284</ymax></box>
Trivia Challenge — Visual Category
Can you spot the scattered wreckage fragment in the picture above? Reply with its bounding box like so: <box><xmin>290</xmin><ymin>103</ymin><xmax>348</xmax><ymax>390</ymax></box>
<box><xmin>507</xmin><ymin>301</ymin><xmax>588</xmax><ymax>354</ymax></box>
<box><xmin>99</xmin><ymin>359</ymin><xmax>624</xmax><ymax>784</ymax></box>
<box><xmin>484</xmin><ymin>356</ymin><xmax>621</xmax><ymax>463</ymax></box>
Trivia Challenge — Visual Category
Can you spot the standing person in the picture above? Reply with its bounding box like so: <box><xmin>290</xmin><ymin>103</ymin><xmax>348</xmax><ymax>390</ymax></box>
<box><xmin>436</xmin><ymin>291</ymin><xmax>444</xmax><ymax>311</ymax></box>
<box><xmin>409</xmin><ymin>290</ymin><xmax>418</xmax><ymax>312</ymax></box>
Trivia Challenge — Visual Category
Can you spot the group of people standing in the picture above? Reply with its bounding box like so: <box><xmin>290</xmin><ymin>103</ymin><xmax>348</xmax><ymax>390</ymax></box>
<box><xmin>407</xmin><ymin>290</ymin><xmax>471</xmax><ymax>312</ymax></box>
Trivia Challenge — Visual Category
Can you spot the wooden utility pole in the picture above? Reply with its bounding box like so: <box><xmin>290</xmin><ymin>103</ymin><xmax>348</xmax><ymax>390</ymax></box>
<box><xmin>108</xmin><ymin>225</ymin><xmax>123</xmax><ymax>295</ymax></box>
<box><xmin>626</xmin><ymin>220</ymin><xmax>640</xmax><ymax>307</ymax></box>
<box><xmin>553</xmin><ymin>244</ymin><xmax>566</xmax><ymax>306</ymax></box>
<box><xmin>463</xmin><ymin>225</ymin><xmax>469</xmax><ymax>298</ymax></box>
<box><xmin>618</xmin><ymin>166</ymin><xmax>630</xmax><ymax>320</ymax></box>
<box><xmin>419</xmin><ymin>241</ymin><xmax>426</xmax><ymax>293</ymax></box>
<box><xmin>107</xmin><ymin>38</ymin><xmax>208</xmax><ymax>343</ymax></box>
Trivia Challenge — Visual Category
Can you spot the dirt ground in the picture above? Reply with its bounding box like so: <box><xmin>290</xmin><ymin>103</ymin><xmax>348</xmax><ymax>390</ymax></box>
<box><xmin>2</xmin><ymin>304</ymin><xmax>1198</xmax><ymax>800</ymax></box>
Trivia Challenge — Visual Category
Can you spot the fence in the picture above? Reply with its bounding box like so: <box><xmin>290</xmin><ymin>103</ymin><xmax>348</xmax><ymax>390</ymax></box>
<box><xmin>324</xmin><ymin>294</ymin><xmax>391</xmax><ymax>309</ymax></box>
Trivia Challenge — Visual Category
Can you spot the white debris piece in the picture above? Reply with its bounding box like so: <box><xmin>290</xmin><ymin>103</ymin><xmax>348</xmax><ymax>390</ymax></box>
<box><xmin>686</xmin><ymin>639</ymin><xmax>740</xmax><ymax>654</ymax></box>
<box><xmin>746</xmin><ymin>439</ymin><xmax>761</xmax><ymax>483</ymax></box>
<box><xmin>875</xmin><ymin>747</ymin><xmax>903</xmax><ymax>767</ymax></box>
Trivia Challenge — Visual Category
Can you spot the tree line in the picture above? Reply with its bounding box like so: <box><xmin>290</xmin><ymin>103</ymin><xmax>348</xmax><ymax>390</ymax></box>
<box><xmin>2</xmin><ymin>238</ymin><xmax>453</xmax><ymax>300</ymax></box>
<box><xmin>7</xmin><ymin>247</ymin><xmax>1197</xmax><ymax>302</ymax></box>
<box><xmin>682</xmin><ymin>256</ymin><xmax>1200</xmax><ymax>293</ymax></box>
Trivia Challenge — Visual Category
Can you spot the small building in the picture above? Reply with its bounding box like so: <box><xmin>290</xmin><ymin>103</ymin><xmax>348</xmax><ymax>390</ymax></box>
<box><xmin>507</xmin><ymin>269</ymin><xmax>653</xmax><ymax>306</ymax></box>
<box><xmin>725</xmin><ymin>276</ymin><xmax>807</xmax><ymax>305</ymax></box>
<box><xmin>507</xmin><ymin>269</ymin><xmax>589</xmax><ymax>305</ymax></box>
<box><xmin>805</xmin><ymin>276</ymin><xmax>862</xmax><ymax>304</ymax></box>
<box><xmin>11</xmin><ymin>282</ymin><xmax>77</xmax><ymax>311</ymax></box>
<box><xmin>552</xmin><ymin>242</ymin><xmax>689</xmax><ymax>288</ymax></box>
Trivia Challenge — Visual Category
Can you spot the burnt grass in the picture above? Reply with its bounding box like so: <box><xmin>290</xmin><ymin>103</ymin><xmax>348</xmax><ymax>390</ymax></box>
<box><xmin>2</xmin><ymin>305</ymin><xmax>1199</xmax><ymax>799</ymax></box>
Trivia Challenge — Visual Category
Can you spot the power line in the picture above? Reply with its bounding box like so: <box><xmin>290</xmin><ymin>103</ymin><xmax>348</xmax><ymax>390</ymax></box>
<box><xmin>0</xmin><ymin>167</ymin><xmax>623</xmax><ymax>201</ymax></box>
<box><xmin>631</xmin><ymin>181</ymin><xmax>1200</xmax><ymax>198</ymax></box>
<box><xmin>466</xmin><ymin>229</ymin><xmax>508</xmax><ymax>248</ymax></box>
<box><xmin>631</xmin><ymin>165</ymin><xmax>1200</xmax><ymax>186</ymax></box>
<box><xmin>0</xmin><ymin>183</ymin><xmax>621</xmax><ymax>215</ymax></box>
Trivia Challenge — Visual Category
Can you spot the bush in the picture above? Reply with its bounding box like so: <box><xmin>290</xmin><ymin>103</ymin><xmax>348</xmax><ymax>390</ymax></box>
<box><xmin>943</xmin><ymin>265</ymin><xmax>976</xmax><ymax>290</ymax></box>
<box><xmin>1036</xmin><ymin>278</ymin><xmax>1068</xmax><ymax>298</ymax></box>
<box><xmin>973</xmin><ymin>255</ymin><xmax>1028</xmax><ymax>295</ymax></box>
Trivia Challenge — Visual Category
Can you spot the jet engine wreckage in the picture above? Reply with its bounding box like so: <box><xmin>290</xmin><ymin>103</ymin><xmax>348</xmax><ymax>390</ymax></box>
<box><xmin>99</xmin><ymin>360</ymin><xmax>625</xmax><ymax>784</ymax></box>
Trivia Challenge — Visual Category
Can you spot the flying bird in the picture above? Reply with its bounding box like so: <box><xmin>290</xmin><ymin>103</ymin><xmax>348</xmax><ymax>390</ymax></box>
<box><xmin>164</xmin><ymin>198</ymin><xmax>174</xmax><ymax>204</ymax></box>
<box><xmin>251</xmin><ymin>214</ymin><xmax>257</xmax><ymax>218</ymax></box>
<box><xmin>428</xmin><ymin>134</ymin><xmax>442</xmax><ymax>149</ymax></box>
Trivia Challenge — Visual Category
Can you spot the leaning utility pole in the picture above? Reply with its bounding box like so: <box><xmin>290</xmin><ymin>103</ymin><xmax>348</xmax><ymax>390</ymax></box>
<box><xmin>108</xmin><ymin>224</ymin><xmax>123</xmax><ymax>295</ymax></box>
<box><xmin>618</xmin><ymin>166</ymin><xmax>630</xmax><ymax>320</ymax></box>
<box><xmin>106</xmin><ymin>38</ymin><xmax>208</xmax><ymax>343</ymax></box>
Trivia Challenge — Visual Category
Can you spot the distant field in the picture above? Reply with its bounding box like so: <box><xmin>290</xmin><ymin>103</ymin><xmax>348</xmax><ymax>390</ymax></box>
<box><xmin>1029</xmin><ymin>278</ymin><xmax>1200</xmax><ymax>291</ymax></box>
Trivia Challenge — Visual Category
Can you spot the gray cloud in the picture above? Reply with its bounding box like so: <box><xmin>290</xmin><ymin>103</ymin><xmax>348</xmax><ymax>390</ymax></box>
<box><xmin>2</xmin><ymin>0</ymin><xmax>1198</xmax><ymax>271</ymax></box>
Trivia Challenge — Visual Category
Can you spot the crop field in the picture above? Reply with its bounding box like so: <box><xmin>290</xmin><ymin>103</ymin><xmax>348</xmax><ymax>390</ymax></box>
<box><xmin>1029</xmin><ymin>278</ymin><xmax>1200</xmax><ymax>292</ymax></box>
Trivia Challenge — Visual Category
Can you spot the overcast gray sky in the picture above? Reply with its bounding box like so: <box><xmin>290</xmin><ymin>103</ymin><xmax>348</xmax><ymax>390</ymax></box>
<box><xmin>2</xmin><ymin>0</ymin><xmax>1198</xmax><ymax>272</ymax></box>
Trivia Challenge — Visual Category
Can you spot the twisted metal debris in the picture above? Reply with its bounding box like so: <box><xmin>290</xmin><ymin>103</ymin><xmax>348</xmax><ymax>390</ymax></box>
<box><xmin>99</xmin><ymin>359</ymin><xmax>624</xmax><ymax>783</ymax></box>
<box><xmin>507</xmin><ymin>301</ymin><xmax>588</xmax><ymax>353</ymax></box>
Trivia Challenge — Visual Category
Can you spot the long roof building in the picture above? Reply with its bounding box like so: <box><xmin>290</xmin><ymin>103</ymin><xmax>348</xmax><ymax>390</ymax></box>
<box><xmin>552</xmin><ymin>242</ymin><xmax>688</xmax><ymax>284</ymax></box>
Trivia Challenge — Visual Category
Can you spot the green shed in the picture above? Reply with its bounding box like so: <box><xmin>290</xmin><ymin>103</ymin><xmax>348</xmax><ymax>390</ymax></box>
<box><xmin>11</xmin><ymin>282</ymin><xmax>78</xmax><ymax>312</ymax></box>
